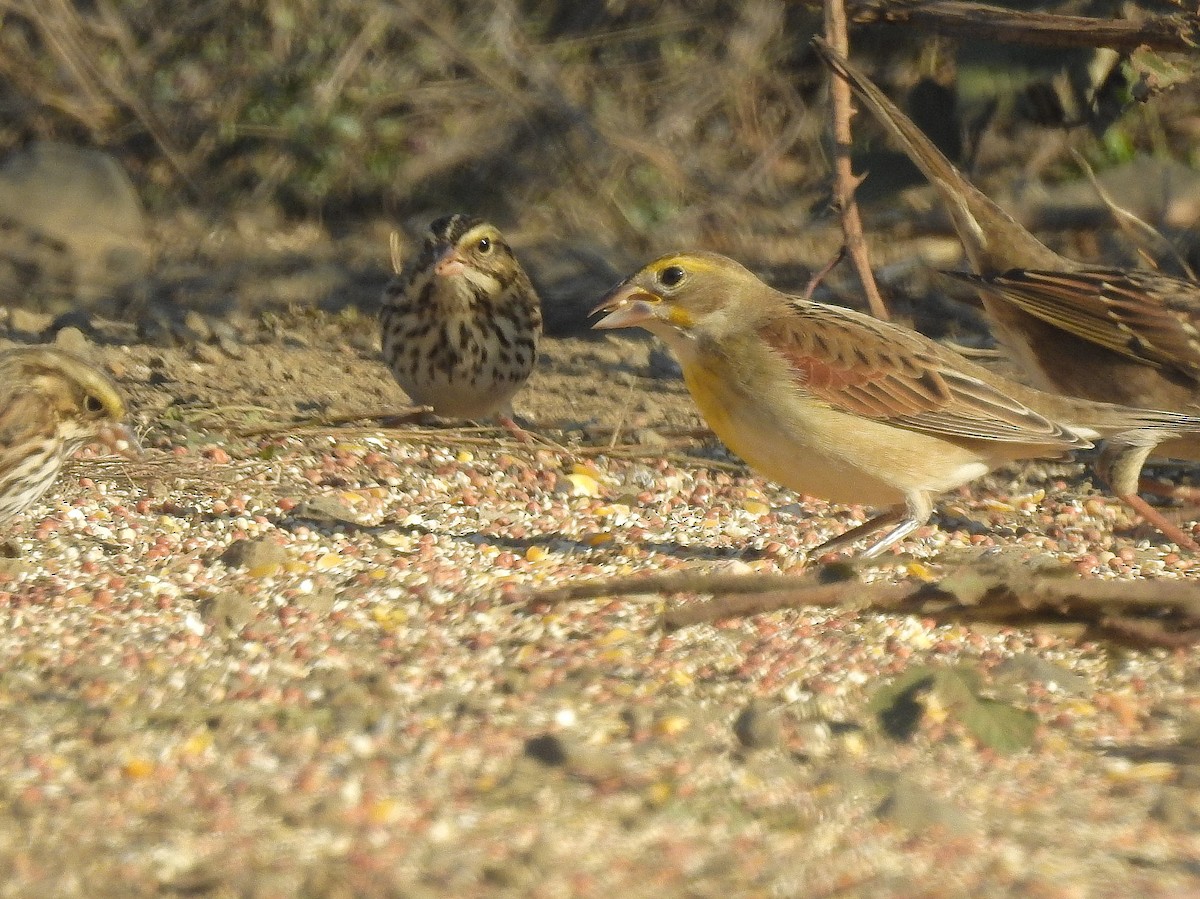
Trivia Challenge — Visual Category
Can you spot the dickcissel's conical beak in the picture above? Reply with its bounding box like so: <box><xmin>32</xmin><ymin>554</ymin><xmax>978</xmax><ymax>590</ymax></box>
<box><xmin>590</xmin><ymin>284</ymin><xmax>663</xmax><ymax>330</ymax></box>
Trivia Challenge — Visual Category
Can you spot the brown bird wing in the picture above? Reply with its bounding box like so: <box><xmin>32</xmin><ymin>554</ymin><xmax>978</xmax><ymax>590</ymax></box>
<box><xmin>947</xmin><ymin>268</ymin><xmax>1200</xmax><ymax>382</ymax></box>
<box><xmin>760</xmin><ymin>302</ymin><xmax>1087</xmax><ymax>447</ymax></box>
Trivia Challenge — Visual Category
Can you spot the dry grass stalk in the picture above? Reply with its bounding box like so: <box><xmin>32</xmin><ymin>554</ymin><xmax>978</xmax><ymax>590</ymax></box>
<box><xmin>821</xmin><ymin>0</ymin><xmax>889</xmax><ymax>320</ymax></box>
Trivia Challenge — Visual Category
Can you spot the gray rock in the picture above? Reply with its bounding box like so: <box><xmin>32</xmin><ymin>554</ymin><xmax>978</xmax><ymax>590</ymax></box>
<box><xmin>646</xmin><ymin>345</ymin><xmax>682</xmax><ymax>380</ymax></box>
<box><xmin>52</xmin><ymin>326</ymin><xmax>91</xmax><ymax>356</ymax></box>
<box><xmin>621</xmin><ymin>465</ymin><xmax>658</xmax><ymax>491</ymax></box>
<box><xmin>210</xmin><ymin>320</ymin><xmax>247</xmax><ymax>359</ymax></box>
<box><xmin>292</xmin><ymin>588</ymin><xmax>337</xmax><ymax>615</ymax></box>
<box><xmin>191</xmin><ymin>343</ymin><xmax>225</xmax><ymax>365</ymax></box>
<box><xmin>0</xmin><ymin>142</ymin><xmax>150</xmax><ymax>311</ymax></box>
<box><xmin>994</xmin><ymin>653</ymin><xmax>1089</xmax><ymax>696</ymax></box>
<box><xmin>7</xmin><ymin>306</ymin><xmax>50</xmax><ymax>336</ymax></box>
<box><xmin>518</xmin><ymin>239</ymin><xmax>628</xmax><ymax>337</ymax></box>
<box><xmin>1022</xmin><ymin>155</ymin><xmax>1200</xmax><ymax>236</ymax></box>
<box><xmin>196</xmin><ymin>591</ymin><xmax>257</xmax><ymax>637</ymax></box>
<box><xmin>291</xmin><ymin>496</ymin><xmax>360</xmax><ymax>525</ymax></box>
<box><xmin>137</xmin><ymin>303</ymin><xmax>220</xmax><ymax>347</ymax></box>
<box><xmin>734</xmin><ymin>701</ymin><xmax>782</xmax><ymax>750</ymax></box>
<box><xmin>220</xmin><ymin>537</ymin><xmax>287</xmax><ymax>571</ymax></box>
<box><xmin>182</xmin><ymin>310</ymin><xmax>213</xmax><ymax>343</ymax></box>
<box><xmin>876</xmin><ymin>775</ymin><xmax>971</xmax><ymax>834</ymax></box>
<box><xmin>630</xmin><ymin>428</ymin><xmax>668</xmax><ymax>447</ymax></box>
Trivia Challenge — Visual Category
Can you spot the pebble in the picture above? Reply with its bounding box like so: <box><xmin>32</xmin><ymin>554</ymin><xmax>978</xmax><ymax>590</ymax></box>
<box><xmin>733</xmin><ymin>700</ymin><xmax>782</xmax><ymax>750</ymax></box>
<box><xmin>220</xmin><ymin>537</ymin><xmax>287</xmax><ymax>570</ymax></box>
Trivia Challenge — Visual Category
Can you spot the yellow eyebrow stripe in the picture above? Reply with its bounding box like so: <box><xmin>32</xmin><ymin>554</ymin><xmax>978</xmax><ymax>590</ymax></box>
<box><xmin>652</xmin><ymin>255</ymin><xmax>722</xmax><ymax>277</ymax></box>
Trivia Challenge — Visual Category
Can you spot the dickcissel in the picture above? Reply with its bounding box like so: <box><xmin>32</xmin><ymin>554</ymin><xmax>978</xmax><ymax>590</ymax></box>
<box><xmin>593</xmin><ymin>252</ymin><xmax>1200</xmax><ymax>557</ymax></box>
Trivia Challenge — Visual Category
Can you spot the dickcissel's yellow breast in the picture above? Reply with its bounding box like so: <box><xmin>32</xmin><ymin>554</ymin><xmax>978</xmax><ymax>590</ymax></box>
<box><xmin>677</xmin><ymin>339</ymin><xmax>803</xmax><ymax>477</ymax></box>
<box><xmin>675</xmin><ymin>346</ymin><xmax>988</xmax><ymax>507</ymax></box>
<box><xmin>681</xmin><ymin>360</ymin><xmax>740</xmax><ymax>445</ymax></box>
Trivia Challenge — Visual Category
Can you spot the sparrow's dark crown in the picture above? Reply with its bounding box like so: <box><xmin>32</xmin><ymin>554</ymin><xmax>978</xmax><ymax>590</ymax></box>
<box><xmin>428</xmin><ymin>214</ymin><xmax>485</xmax><ymax>246</ymax></box>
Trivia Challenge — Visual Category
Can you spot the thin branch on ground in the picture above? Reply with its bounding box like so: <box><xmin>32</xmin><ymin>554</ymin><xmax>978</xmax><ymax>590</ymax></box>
<box><xmin>526</xmin><ymin>571</ymin><xmax>816</xmax><ymax>605</ymax></box>
<box><xmin>61</xmin><ymin>450</ymin><xmax>274</xmax><ymax>490</ymax></box>
<box><xmin>207</xmin><ymin>411</ymin><xmax>746</xmax><ymax>472</ymax></box>
<box><xmin>522</xmin><ymin>562</ymin><xmax>1200</xmax><ymax>648</ymax></box>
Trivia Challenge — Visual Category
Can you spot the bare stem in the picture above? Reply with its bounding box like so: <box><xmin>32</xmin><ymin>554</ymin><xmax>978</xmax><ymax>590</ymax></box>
<box><xmin>823</xmin><ymin>0</ymin><xmax>889</xmax><ymax>320</ymax></box>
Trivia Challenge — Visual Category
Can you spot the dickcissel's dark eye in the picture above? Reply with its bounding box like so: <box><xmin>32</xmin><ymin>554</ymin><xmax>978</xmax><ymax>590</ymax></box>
<box><xmin>84</xmin><ymin>395</ymin><xmax>104</xmax><ymax>413</ymax></box>
<box><xmin>659</xmin><ymin>265</ymin><xmax>685</xmax><ymax>287</ymax></box>
<box><xmin>476</xmin><ymin>237</ymin><xmax>492</xmax><ymax>253</ymax></box>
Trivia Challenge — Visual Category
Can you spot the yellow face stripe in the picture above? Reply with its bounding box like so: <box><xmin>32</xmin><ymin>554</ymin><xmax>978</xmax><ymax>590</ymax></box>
<box><xmin>666</xmin><ymin>306</ymin><xmax>694</xmax><ymax>328</ymax></box>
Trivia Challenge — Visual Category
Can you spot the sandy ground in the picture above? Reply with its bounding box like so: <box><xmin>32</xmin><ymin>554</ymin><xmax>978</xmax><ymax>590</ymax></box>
<box><xmin>1</xmin><ymin>211</ymin><xmax>1200</xmax><ymax>898</ymax></box>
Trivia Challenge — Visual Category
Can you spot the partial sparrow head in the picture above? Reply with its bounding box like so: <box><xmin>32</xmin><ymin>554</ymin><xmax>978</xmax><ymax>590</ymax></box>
<box><xmin>380</xmin><ymin>214</ymin><xmax>542</xmax><ymax>420</ymax></box>
<box><xmin>594</xmin><ymin>252</ymin><xmax>1200</xmax><ymax>556</ymax></box>
<box><xmin>0</xmin><ymin>346</ymin><xmax>139</xmax><ymax>526</ymax></box>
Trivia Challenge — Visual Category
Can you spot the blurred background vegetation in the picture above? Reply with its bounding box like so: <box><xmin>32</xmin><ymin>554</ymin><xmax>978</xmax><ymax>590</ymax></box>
<box><xmin>0</xmin><ymin>0</ymin><xmax>835</xmax><ymax>249</ymax></box>
<box><xmin>0</xmin><ymin>0</ymin><xmax>1196</xmax><ymax>315</ymax></box>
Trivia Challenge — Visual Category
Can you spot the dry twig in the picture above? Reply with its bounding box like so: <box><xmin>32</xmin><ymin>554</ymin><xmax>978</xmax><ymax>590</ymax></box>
<box><xmin>210</xmin><ymin>409</ymin><xmax>746</xmax><ymax>472</ymax></box>
<box><xmin>1070</xmin><ymin>149</ymin><xmax>1197</xmax><ymax>280</ymax></box>
<box><xmin>821</xmin><ymin>0</ymin><xmax>890</xmax><ymax>320</ymax></box>
<box><xmin>833</xmin><ymin>0</ymin><xmax>1200</xmax><ymax>52</ymax></box>
<box><xmin>524</xmin><ymin>561</ymin><xmax>1200</xmax><ymax>648</ymax></box>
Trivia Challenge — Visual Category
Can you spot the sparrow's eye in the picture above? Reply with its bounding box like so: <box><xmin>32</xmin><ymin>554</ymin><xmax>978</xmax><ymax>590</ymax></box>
<box><xmin>659</xmin><ymin>265</ymin><xmax>685</xmax><ymax>287</ymax></box>
<box><xmin>476</xmin><ymin>237</ymin><xmax>492</xmax><ymax>254</ymax></box>
<box><xmin>84</xmin><ymin>395</ymin><xmax>104</xmax><ymax>413</ymax></box>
